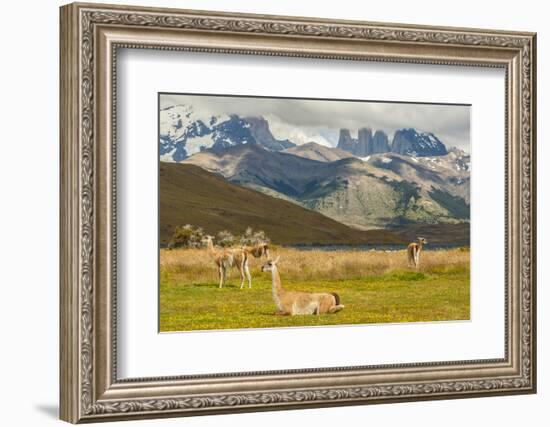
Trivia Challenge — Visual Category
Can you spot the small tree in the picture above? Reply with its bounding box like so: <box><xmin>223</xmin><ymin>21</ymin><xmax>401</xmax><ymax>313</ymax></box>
<box><xmin>216</xmin><ymin>230</ymin><xmax>237</xmax><ymax>247</ymax></box>
<box><xmin>240</xmin><ymin>227</ymin><xmax>270</xmax><ymax>246</ymax></box>
<box><xmin>167</xmin><ymin>224</ymin><xmax>205</xmax><ymax>249</ymax></box>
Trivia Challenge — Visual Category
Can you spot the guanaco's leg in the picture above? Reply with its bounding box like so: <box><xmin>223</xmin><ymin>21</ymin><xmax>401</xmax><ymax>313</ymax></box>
<box><xmin>407</xmin><ymin>248</ymin><xmax>414</xmax><ymax>266</ymax></box>
<box><xmin>244</xmin><ymin>259</ymin><xmax>252</xmax><ymax>288</ymax></box>
<box><xmin>239</xmin><ymin>260</ymin><xmax>245</xmax><ymax>289</ymax></box>
<box><xmin>218</xmin><ymin>265</ymin><xmax>223</xmax><ymax>288</ymax></box>
<box><xmin>224</xmin><ymin>267</ymin><xmax>228</xmax><ymax>287</ymax></box>
<box><xmin>329</xmin><ymin>305</ymin><xmax>345</xmax><ymax>314</ymax></box>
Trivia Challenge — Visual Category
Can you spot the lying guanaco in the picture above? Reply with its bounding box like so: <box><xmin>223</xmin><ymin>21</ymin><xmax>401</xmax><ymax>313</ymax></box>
<box><xmin>203</xmin><ymin>236</ymin><xmax>251</xmax><ymax>289</ymax></box>
<box><xmin>407</xmin><ymin>237</ymin><xmax>427</xmax><ymax>268</ymax></box>
<box><xmin>261</xmin><ymin>257</ymin><xmax>344</xmax><ymax>315</ymax></box>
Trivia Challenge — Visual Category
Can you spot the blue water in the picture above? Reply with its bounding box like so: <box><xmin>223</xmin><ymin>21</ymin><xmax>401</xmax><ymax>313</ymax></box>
<box><xmin>286</xmin><ymin>243</ymin><xmax>466</xmax><ymax>252</ymax></box>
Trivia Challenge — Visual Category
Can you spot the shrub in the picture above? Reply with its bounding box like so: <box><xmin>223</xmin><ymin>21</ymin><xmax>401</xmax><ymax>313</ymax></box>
<box><xmin>240</xmin><ymin>227</ymin><xmax>270</xmax><ymax>246</ymax></box>
<box><xmin>216</xmin><ymin>230</ymin><xmax>237</xmax><ymax>247</ymax></box>
<box><xmin>167</xmin><ymin>224</ymin><xmax>205</xmax><ymax>249</ymax></box>
<box><xmin>167</xmin><ymin>225</ymin><xmax>271</xmax><ymax>249</ymax></box>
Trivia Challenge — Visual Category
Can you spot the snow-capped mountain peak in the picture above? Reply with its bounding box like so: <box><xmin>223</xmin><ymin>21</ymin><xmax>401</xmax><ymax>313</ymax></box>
<box><xmin>159</xmin><ymin>105</ymin><xmax>295</xmax><ymax>162</ymax></box>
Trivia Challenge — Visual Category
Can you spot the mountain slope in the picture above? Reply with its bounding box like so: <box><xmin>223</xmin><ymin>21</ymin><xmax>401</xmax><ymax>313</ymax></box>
<box><xmin>283</xmin><ymin>142</ymin><xmax>354</xmax><ymax>162</ymax></box>
<box><xmin>359</xmin><ymin>151</ymin><xmax>470</xmax><ymax>203</ymax></box>
<box><xmin>182</xmin><ymin>144</ymin><xmax>470</xmax><ymax>230</ymax></box>
<box><xmin>160</xmin><ymin>163</ymin><xmax>405</xmax><ymax>246</ymax></box>
<box><xmin>182</xmin><ymin>143</ymin><xmax>329</xmax><ymax>197</ymax></box>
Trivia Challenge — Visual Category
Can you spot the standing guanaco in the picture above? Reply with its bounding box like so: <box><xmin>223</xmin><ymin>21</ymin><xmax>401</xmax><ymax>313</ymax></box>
<box><xmin>261</xmin><ymin>257</ymin><xmax>344</xmax><ymax>315</ymax></box>
<box><xmin>407</xmin><ymin>237</ymin><xmax>427</xmax><ymax>268</ymax></box>
<box><xmin>203</xmin><ymin>236</ymin><xmax>252</xmax><ymax>289</ymax></box>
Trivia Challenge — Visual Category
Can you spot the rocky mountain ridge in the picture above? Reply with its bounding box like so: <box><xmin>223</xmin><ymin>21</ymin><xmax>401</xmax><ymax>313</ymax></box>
<box><xmin>160</xmin><ymin>104</ymin><xmax>458</xmax><ymax>162</ymax></box>
<box><xmin>337</xmin><ymin>127</ymin><xmax>448</xmax><ymax>157</ymax></box>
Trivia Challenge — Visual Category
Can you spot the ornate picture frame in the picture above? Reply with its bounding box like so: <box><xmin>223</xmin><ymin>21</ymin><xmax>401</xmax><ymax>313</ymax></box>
<box><xmin>60</xmin><ymin>2</ymin><xmax>536</xmax><ymax>423</ymax></box>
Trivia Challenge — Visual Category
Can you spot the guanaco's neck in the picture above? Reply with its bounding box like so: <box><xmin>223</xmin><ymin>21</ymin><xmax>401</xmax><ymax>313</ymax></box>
<box><xmin>271</xmin><ymin>265</ymin><xmax>284</xmax><ymax>296</ymax></box>
<box><xmin>244</xmin><ymin>244</ymin><xmax>260</xmax><ymax>254</ymax></box>
<box><xmin>417</xmin><ymin>241</ymin><xmax>424</xmax><ymax>251</ymax></box>
<box><xmin>207</xmin><ymin>239</ymin><xmax>217</xmax><ymax>256</ymax></box>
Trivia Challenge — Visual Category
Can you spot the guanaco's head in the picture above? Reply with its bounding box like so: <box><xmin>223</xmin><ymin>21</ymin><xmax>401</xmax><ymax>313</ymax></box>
<box><xmin>418</xmin><ymin>237</ymin><xmax>428</xmax><ymax>244</ymax></box>
<box><xmin>261</xmin><ymin>256</ymin><xmax>280</xmax><ymax>272</ymax></box>
<box><xmin>260</xmin><ymin>243</ymin><xmax>270</xmax><ymax>259</ymax></box>
<box><xmin>244</xmin><ymin>243</ymin><xmax>270</xmax><ymax>258</ymax></box>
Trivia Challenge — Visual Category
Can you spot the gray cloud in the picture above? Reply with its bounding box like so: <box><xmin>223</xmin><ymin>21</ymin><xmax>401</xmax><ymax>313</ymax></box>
<box><xmin>160</xmin><ymin>93</ymin><xmax>470</xmax><ymax>151</ymax></box>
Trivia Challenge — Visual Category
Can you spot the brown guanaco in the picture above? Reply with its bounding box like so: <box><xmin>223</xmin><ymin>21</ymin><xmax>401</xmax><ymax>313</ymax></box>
<box><xmin>203</xmin><ymin>236</ymin><xmax>251</xmax><ymax>289</ymax></box>
<box><xmin>407</xmin><ymin>237</ymin><xmax>427</xmax><ymax>268</ymax></box>
<box><xmin>261</xmin><ymin>257</ymin><xmax>344</xmax><ymax>315</ymax></box>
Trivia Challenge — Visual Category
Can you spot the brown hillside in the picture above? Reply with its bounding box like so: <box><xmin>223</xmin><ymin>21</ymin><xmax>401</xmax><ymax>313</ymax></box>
<box><xmin>159</xmin><ymin>163</ymin><xmax>405</xmax><ymax>246</ymax></box>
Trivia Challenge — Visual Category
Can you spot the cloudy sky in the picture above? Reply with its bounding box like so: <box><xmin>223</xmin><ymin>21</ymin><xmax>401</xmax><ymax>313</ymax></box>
<box><xmin>160</xmin><ymin>93</ymin><xmax>471</xmax><ymax>152</ymax></box>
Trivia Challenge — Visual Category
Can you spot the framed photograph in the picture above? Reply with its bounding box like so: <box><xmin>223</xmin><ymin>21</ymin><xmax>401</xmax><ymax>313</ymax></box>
<box><xmin>60</xmin><ymin>2</ymin><xmax>537</xmax><ymax>423</ymax></box>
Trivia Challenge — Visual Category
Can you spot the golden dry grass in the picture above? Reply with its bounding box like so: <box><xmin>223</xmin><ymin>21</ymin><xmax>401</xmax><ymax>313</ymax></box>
<box><xmin>160</xmin><ymin>246</ymin><xmax>469</xmax><ymax>282</ymax></box>
<box><xmin>159</xmin><ymin>246</ymin><xmax>470</xmax><ymax>332</ymax></box>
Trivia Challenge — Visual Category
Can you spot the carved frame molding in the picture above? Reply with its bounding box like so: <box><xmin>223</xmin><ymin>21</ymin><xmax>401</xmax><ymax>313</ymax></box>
<box><xmin>60</xmin><ymin>2</ymin><xmax>536</xmax><ymax>423</ymax></box>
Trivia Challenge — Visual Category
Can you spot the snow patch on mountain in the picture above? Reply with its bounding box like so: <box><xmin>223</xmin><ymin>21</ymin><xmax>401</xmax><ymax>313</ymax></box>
<box><xmin>185</xmin><ymin>135</ymin><xmax>216</xmax><ymax>156</ymax></box>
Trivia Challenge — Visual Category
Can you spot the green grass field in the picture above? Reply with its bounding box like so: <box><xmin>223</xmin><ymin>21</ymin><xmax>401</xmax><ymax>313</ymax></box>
<box><xmin>159</xmin><ymin>247</ymin><xmax>470</xmax><ymax>332</ymax></box>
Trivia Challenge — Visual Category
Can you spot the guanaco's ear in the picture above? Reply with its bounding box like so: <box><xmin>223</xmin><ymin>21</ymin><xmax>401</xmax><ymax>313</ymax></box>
<box><xmin>273</xmin><ymin>256</ymin><xmax>280</xmax><ymax>264</ymax></box>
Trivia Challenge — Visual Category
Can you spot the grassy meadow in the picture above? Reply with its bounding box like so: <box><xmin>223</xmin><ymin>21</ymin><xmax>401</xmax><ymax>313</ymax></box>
<box><xmin>159</xmin><ymin>246</ymin><xmax>470</xmax><ymax>332</ymax></box>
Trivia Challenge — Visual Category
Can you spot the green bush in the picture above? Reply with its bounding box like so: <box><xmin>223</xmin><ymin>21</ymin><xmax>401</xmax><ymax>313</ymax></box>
<box><xmin>167</xmin><ymin>224</ymin><xmax>205</xmax><ymax>249</ymax></box>
<box><xmin>216</xmin><ymin>230</ymin><xmax>237</xmax><ymax>247</ymax></box>
<box><xmin>240</xmin><ymin>227</ymin><xmax>270</xmax><ymax>246</ymax></box>
<box><xmin>168</xmin><ymin>225</ymin><xmax>271</xmax><ymax>249</ymax></box>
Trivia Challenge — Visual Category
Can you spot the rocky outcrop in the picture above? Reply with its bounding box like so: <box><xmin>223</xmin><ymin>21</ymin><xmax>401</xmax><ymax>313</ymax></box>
<box><xmin>372</xmin><ymin>130</ymin><xmax>390</xmax><ymax>153</ymax></box>
<box><xmin>337</xmin><ymin>127</ymin><xmax>448</xmax><ymax>158</ymax></box>
<box><xmin>244</xmin><ymin>116</ymin><xmax>295</xmax><ymax>151</ymax></box>
<box><xmin>357</xmin><ymin>128</ymin><xmax>373</xmax><ymax>156</ymax></box>
<box><xmin>338</xmin><ymin>128</ymin><xmax>390</xmax><ymax>156</ymax></box>
<box><xmin>337</xmin><ymin>129</ymin><xmax>357</xmax><ymax>153</ymax></box>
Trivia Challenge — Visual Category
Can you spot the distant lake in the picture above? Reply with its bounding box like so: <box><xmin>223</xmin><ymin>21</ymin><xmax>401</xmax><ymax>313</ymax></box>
<box><xmin>286</xmin><ymin>243</ymin><xmax>467</xmax><ymax>252</ymax></box>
